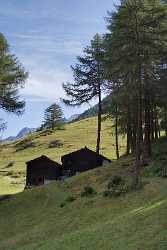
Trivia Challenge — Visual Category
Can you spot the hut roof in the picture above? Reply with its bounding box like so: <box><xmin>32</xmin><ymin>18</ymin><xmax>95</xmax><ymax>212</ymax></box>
<box><xmin>26</xmin><ymin>155</ymin><xmax>62</xmax><ymax>167</ymax></box>
<box><xmin>61</xmin><ymin>147</ymin><xmax>111</xmax><ymax>162</ymax></box>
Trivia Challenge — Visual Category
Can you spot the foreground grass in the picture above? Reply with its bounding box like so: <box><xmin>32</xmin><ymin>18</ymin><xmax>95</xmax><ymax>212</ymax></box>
<box><xmin>0</xmin><ymin>118</ymin><xmax>166</xmax><ymax>249</ymax></box>
<box><xmin>0</xmin><ymin>116</ymin><xmax>126</xmax><ymax>195</ymax></box>
<box><xmin>0</xmin><ymin>157</ymin><xmax>166</xmax><ymax>250</ymax></box>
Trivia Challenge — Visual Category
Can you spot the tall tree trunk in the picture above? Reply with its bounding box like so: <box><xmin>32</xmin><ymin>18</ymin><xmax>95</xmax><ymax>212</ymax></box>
<box><xmin>154</xmin><ymin>108</ymin><xmax>158</xmax><ymax>140</ymax></box>
<box><xmin>134</xmin><ymin>92</ymin><xmax>141</xmax><ymax>187</ymax></box>
<box><xmin>96</xmin><ymin>84</ymin><xmax>102</xmax><ymax>155</ymax></box>
<box><xmin>115</xmin><ymin>105</ymin><xmax>119</xmax><ymax>159</ymax></box>
<box><xmin>165</xmin><ymin>109</ymin><xmax>167</xmax><ymax>137</ymax></box>
<box><xmin>150</xmin><ymin>107</ymin><xmax>154</xmax><ymax>142</ymax></box>
<box><xmin>134</xmin><ymin>63</ymin><xmax>142</xmax><ymax>187</ymax></box>
<box><xmin>131</xmin><ymin>122</ymin><xmax>137</xmax><ymax>154</ymax></box>
<box><xmin>127</xmin><ymin>105</ymin><xmax>132</xmax><ymax>155</ymax></box>
<box><xmin>144</xmin><ymin>92</ymin><xmax>152</xmax><ymax>160</ymax></box>
<box><xmin>126</xmin><ymin>124</ymin><xmax>131</xmax><ymax>155</ymax></box>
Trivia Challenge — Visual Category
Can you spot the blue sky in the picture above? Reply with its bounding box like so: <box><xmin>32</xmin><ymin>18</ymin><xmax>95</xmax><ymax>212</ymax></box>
<box><xmin>0</xmin><ymin>0</ymin><xmax>117</xmax><ymax>137</ymax></box>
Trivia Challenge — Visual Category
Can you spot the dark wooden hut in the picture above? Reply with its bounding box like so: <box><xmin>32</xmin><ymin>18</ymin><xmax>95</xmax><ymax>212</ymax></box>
<box><xmin>25</xmin><ymin>155</ymin><xmax>62</xmax><ymax>187</ymax></box>
<box><xmin>61</xmin><ymin>147</ymin><xmax>111</xmax><ymax>177</ymax></box>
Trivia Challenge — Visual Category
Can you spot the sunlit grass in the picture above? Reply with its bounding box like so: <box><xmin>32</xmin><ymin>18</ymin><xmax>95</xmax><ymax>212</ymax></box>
<box><xmin>0</xmin><ymin>116</ymin><xmax>126</xmax><ymax>195</ymax></box>
<box><xmin>0</xmin><ymin>131</ymin><xmax>166</xmax><ymax>249</ymax></box>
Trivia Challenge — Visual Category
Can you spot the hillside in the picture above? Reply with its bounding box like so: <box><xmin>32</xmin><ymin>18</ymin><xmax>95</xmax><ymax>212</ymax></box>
<box><xmin>76</xmin><ymin>95</ymin><xmax>111</xmax><ymax>121</ymax></box>
<box><xmin>0</xmin><ymin>137</ymin><xmax>166</xmax><ymax>250</ymax></box>
<box><xmin>0</xmin><ymin>116</ymin><xmax>126</xmax><ymax>195</ymax></box>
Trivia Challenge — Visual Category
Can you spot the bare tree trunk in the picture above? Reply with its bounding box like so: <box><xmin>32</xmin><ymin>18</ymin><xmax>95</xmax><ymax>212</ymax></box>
<box><xmin>150</xmin><ymin>106</ymin><xmax>154</xmax><ymax>142</ymax></box>
<box><xmin>154</xmin><ymin>108</ymin><xmax>158</xmax><ymax>140</ymax></box>
<box><xmin>96</xmin><ymin>84</ymin><xmax>102</xmax><ymax>155</ymax></box>
<box><xmin>144</xmin><ymin>92</ymin><xmax>152</xmax><ymax>160</ymax></box>
<box><xmin>165</xmin><ymin>110</ymin><xmax>167</xmax><ymax>137</ymax></box>
<box><xmin>134</xmin><ymin>92</ymin><xmax>141</xmax><ymax>187</ymax></box>
<box><xmin>134</xmin><ymin>64</ymin><xmax>142</xmax><ymax>187</ymax></box>
<box><xmin>131</xmin><ymin>124</ymin><xmax>137</xmax><ymax>154</ymax></box>
<box><xmin>115</xmin><ymin>105</ymin><xmax>119</xmax><ymax>159</ymax></box>
<box><xmin>127</xmin><ymin>106</ymin><xmax>132</xmax><ymax>155</ymax></box>
<box><xmin>126</xmin><ymin>125</ymin><xmax>131</xmax><ymax>155</ymax></box>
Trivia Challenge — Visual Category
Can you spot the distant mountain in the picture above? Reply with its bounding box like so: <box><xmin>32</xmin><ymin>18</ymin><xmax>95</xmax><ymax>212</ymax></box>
<box><xmin>67</xmin><ymin>114</ymin><xmax>80</xmax><ymax>122</ymax></box>
<box><xmin>76</xmin><ymin>95</ymin><xmax>111</xmax><ymax>121</ymax></box>
<box><xmin>4</xmin><ymin>127</ymin><xmax>36</xmax><ymax>142</ymax></box>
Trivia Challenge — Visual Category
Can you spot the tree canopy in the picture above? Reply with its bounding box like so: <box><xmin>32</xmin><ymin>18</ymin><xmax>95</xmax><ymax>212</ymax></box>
<box><xmin>63</xmin><ymin>33</ymin><xmax>105</xmax><ymax>154</ymax></box>
<box><xmin>0</xmin><ymin>33</ymin><xmax>28</xmax><ymax>114</ymax></box>
<box><xmin>42</xmin><ymin>103</ymin><xmax>64</xmax><ymax>130</ymax></box>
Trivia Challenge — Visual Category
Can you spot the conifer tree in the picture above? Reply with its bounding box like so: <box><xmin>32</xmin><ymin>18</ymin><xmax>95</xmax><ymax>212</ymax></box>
<box><xmin>42</xmin><ymin>103</ymin><xmax>63</xmax><ymax>130</ymax></box>
<box><xmin>104</xmin><ymin>0</ymin><xmax>167</xmax><ymax>186</ymax></box>
<box><xmin>0</xmin><ymin>33</ymin><xmax>28</xmax><ymax>114</ymax></box>
<box><xmin>63</xmin><ymin>33</ymin><xmax>105</xmax><ymax>154</ymax></box>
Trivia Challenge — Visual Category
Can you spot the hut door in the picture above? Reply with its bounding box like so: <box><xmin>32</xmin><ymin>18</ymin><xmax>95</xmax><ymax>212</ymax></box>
<box><xmin>37</xmin><ymin>176</ymin><xmax>44</xmax><ymax>185</ymax></box>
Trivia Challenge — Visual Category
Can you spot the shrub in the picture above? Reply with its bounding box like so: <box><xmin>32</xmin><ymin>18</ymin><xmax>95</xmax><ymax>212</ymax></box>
<box><xmin>151</xmin><ymin>164</ymin><xmax>167</xmax><ymax>177</ymax></box>
<box><xmin>5</xmin><ymin>171</ymin><xmax>13</xmax><ymax>176</ymax></box>
<box><xmin>15</xmin><ymin>138</ymin><xmax>35</xmax><ymax>151</ymax></box>
<box><xmin>39</xmin><ymin>129</ymin><xmax>53</xmax><ymax>136</ymax></box>
<box><xmin>60</xmin><ymin>196</ymin><xmax>76</xmax><ymax>208</ymax></box>
<box><xmin>48</xmin><ymin>140</ymin><xmax>63</xmax><ymax>148</ymax></box>
<box><xmin>107</xmin><ymin>176</ymin><xmax>125</xmax><ymax>189</ymax></box>
<box><xmin>4</xmin><ymin>162</ymin><xmax>14</xmax><ymax>169</ymax></box>
<box><xmin>65</xmin><ymin>196</ymin><xmax>76</xmax><ymax>203</ymax></box>
<box><xmin>60</xmin><ymin>202</ymin><xmax>66</xmax><ymax>208</ymax></box>
<box><xmin>103</xmin><ymin>190</ymin><xmax>111</xmax><ymax>197</ymax></box>
<box><xmin>104</xmin><ymin>176</ymin><xmax>128</xmax><ymax>198</ymax></box>
<box><xmin>161</xmin><ymin>167</ymin><xmax>167</xmax><ymax>178</ymax></box>
<box><xmin>81</xmin><ymin>186</ymin><xmax>97</xmax><ymax>197</ymax></box>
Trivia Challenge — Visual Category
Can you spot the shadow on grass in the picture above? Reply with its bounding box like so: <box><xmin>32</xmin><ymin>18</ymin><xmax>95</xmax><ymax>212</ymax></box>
<box><xmin>15</xmin><ymin>138</ymin><xmax>36</xmax><ymax>152</ymax></box>
<box><xmin>48</xmin><ymin>140</ymin><xmax>64</xmax><ymax>149</ymax></box>
<box><xmin>0</xmin><ymin>194</ymin><xmax>11</xmax><ymax>202</ymax></box>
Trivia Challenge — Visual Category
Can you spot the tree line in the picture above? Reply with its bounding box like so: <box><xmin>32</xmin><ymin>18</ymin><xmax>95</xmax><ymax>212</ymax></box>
<box><xmin>62</xmin><ymin>0</ymin><xmax>167</xmax><ymax>187</ymax></box>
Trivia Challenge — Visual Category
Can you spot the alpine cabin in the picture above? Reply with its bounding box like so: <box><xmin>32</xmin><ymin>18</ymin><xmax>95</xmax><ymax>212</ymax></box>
<box><xmin>25</xmin><ymin>155</ymin><xmax>62</xmax><ymax>187</ymax></box>
<box><xmin>61</xmin><ymin>147</ymin><xmax>111</xmax><ymax>177</ymax></box>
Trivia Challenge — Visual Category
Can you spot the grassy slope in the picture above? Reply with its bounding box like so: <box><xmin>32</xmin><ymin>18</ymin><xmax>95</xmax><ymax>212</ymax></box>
<box><xmin>0</xmin><ymin>117</ymin><xmax>166</xmax><ymax>250</ymax></box>
<box><xmin>0</xmin><ymin>117</ymin><xmax>126</xmax><ymax>195</ymax></box>
<box><xmin>0</xmin><ymin>146</ymin><xmax>166</xmax><ymax>250</ymax></box>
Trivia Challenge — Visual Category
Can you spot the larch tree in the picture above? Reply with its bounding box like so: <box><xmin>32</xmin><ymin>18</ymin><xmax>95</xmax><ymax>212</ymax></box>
<box><xmin>104</xmin><ymin>0</ymin><xmax>167</xmax><ymax>187</ymax></box>
<box><xmin>0</xmin><ymin>33</ymin><xmax>28</xmax><ymax>114</ymax></box>
<box><xmin>62</xmin><ymin>33</ymin><xmax>105</xmax><ymax>154</ymax></box>
<box><xmin>42</xmin><ymin>103</ymin><xmax>64</xmax><ymax>130</ymax></box>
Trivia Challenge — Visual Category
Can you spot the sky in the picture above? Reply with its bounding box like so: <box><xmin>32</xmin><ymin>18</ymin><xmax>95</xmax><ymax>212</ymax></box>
<box><xmin>0</xmin><ymin>0</ymin><xmax>118</xmax><ymax>138</ymax></box>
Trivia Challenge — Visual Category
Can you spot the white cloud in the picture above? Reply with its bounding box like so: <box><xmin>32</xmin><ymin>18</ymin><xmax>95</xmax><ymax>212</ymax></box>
<box><xmin>10</xmin><ymin>32</ymin><xmax>81</xmax><ymax>102</ymax></box>
<box><xmin>21</xmin><ymin>69</ymin><xmax>72</xmax><ymax>102</ymax></box>
<box><xmin>14</xmin><ymin>33</ymin><xmax>83</xmax><ymax>56</ymax></box>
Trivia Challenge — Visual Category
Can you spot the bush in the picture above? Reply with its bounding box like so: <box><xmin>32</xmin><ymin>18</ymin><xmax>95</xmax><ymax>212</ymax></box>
<box><xmin>15</xmin><ymin>138</ymin><xmax>35</xmax><ymax>151</ymax></box>
<box><xmin>4</xmin><ymin>162</ymin><xmax>14</xmax><ymax>169</ymax></box>
<box><xmin>60</xmin><ymin>196</ymin><xmax>76</xmax><ymax>208</ymax></box>
<box><xmin>5</xmin><ymin>170</ymin><xmax>25</xmax><ymax>178</ymax></box>
<box><xmin>81</xmin><ymin>186</ymin><xmax>97</xmax><ymax>197</ymax></box>
<box><xmin>151</xmin><ymin>164</ymin><xmax>167</xmax><ymax>177</ymax></box>
<box><xmin>48</xmin><ymin>140</ymin><xmax>63</xmax><ymax>148</ymax></box>
<box><xmin>65</xmin><ymin>196</ymin><xmax>76</xmax><ymax>203</ymax></box>
<box><xmin>161</xmin><ymin>167</ymin><xmax>167</xmax><ymax>178</ymax></box>
<box><xmin>107</xmin><ymin>176</ymin><xmax>125</xmax><ymax>189</ymax></box>
<box><xmin>39</xmin><ymin>129</ymin><xmax>53</xmax><ymax>136</ymax></box>
<box><xmin>103</xmin><ymin>185</ymin><xmax>128</xmax><ymax>198</ymax></box>
<box><xmin>60</xmin><ymin>202</ymin><xmax>66</xmax><ymax>208</ymax></box>
<box><xmin>104</xmin><ymin>176</ymin><xmax>128</xmax><ymax>198</ymax></box>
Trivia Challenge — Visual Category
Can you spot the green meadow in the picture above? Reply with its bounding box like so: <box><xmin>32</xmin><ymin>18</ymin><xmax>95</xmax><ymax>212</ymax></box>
<box><xmin>0</xmin><ymin>117</ymin><xmax>126</xmax><ymax>195</ymax></box>
<box><xmin>0</xmin><ymin>117</ymin><xmax>166</xmax><ymax>250</ymax></box>
<box><xmin>0</xmin><ymin>154</ymin><xmax>166</xmax><ymax>250</ymax></box>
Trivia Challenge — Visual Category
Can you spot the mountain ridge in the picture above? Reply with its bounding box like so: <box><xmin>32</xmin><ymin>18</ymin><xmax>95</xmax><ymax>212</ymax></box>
<box><xmin>4</xmin><ymin>127</ymin><xmax>36</xmax><ymax>142</ymax></box>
